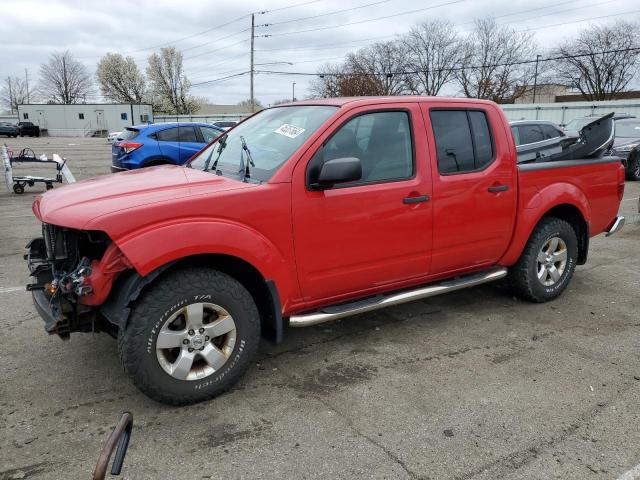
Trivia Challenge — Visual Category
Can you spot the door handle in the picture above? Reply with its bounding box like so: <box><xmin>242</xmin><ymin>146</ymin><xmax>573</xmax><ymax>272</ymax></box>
<box><xmin>488</xmin><ymin>185</ymin><xmax>509</xmax><ymax>193</ymax></box>
<box><xmin>403</xmin><ymin>195</ymin><xmax>430</xmax><ymax>204</ymax></box>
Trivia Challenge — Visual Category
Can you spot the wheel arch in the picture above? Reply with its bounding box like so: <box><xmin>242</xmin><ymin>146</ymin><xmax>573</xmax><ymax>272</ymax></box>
<box><xmin>501</xmin><ymin>189</ymin><xmax>591</xmax><ymax>267</ymax></box>
<box><xmin>100</xmin><ymin>253</ymin><xmax>284</xmax><ymax>344</ymax></box>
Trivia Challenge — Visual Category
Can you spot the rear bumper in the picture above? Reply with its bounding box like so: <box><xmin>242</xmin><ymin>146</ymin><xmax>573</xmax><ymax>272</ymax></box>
<box><xmin>605</xmin><ymin>216</ymin><xmax>625</xmax><ymax>237</ymax></box>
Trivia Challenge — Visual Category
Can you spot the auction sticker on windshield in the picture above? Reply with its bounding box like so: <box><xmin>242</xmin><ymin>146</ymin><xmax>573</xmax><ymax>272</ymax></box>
<box><xmin>274</xmin><ymin>124</ymin><xmax>305</xmax><ymax>139</ymax></box>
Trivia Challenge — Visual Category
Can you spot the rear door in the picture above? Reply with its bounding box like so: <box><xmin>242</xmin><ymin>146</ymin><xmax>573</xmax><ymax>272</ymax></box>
<box><xmin>178</xmin><ymin>125</ymin><xmax>203</xmax><ymax>164</ymax></box>
<box><xmin>422</xmin><ymin>102</ymin><xmax>517</xmax><ymax>274</ymax></box>
<box><xmin>156</xmin><ymin>126</ymin><xmax>180</xmax><ymax>162</ymax></box>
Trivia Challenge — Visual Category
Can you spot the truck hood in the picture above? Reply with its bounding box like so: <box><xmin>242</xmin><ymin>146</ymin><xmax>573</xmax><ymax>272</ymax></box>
<box><xmin>33</xmin><ymin>165</ymin><xmax>251</xmax><ymax>229</ymax></box>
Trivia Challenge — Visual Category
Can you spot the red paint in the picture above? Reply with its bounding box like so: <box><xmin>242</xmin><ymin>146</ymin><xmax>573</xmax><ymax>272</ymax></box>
<box><xmin>32</xmin><ymin>97</ymin><xmax>624</xmax><ymax>316</ymax></box>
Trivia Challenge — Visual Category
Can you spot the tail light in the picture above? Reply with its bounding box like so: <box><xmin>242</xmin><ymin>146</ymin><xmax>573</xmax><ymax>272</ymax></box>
<box><xmin>118</xmin><ymin>142</ymin><xmax>143</xmax><ymax>154</ymax></box>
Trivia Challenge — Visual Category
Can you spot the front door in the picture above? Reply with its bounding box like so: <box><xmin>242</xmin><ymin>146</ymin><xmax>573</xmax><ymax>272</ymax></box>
<box><xmin>292</xmin><ymin>104</ymin><xmax>433</xmax><ymax>302</ymax></box>
<box><xmin>422</xmin><ymin>103</ymin><xmax>517</xmax><ymax>274</ymax></box>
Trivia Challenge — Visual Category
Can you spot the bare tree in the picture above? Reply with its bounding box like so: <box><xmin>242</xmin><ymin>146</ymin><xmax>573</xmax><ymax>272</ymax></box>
<box><xmin>457</xmin><ymin>18</ymin><xmax>537</xmax><ymax>103</ymax></box>
<box><xmin>402</xmin><ymin>20</ymin><xmax>463</xmax><ymax>95</ymax></box>
<box><xmin>146</xmin><ymin>47</ymin><xmax>199</xmax><ymax>114</ymax></box>
<box><xmin>237</xmin><ymin>98</ymin><xmax>264</xmax><ymax>110</ymax></box>
<box><xmin>39</xmin><ymin>51</ymin><xmax>93</xmax><ymax>104</ymax></box>
<box><xmin>345</xmin><ymin>41</ymin><xmax>410</xmax><ymax>95</ymax></box>
<box><xmin>309</xmin><ymin>63</ymin><xmax>347</xmax><ymax>98</ymax></box>
<box><xmin>552</xmin><ymin>21</ymin><xmax>640</xmax><ymax>101</ymax></box>
<box><xmin>1</xmin><ymin>76</ymin><xmax>30</xmax><ymax>113</ymax></box>
<box><xmin>96</xmin><ymin>53</ymin><xmax>146</xmax><ymax>103</ymax></box>
<box><xmin>310</xmin><ymin>62</ymin><xmax>386</xmax><ymax>98</ymax></box>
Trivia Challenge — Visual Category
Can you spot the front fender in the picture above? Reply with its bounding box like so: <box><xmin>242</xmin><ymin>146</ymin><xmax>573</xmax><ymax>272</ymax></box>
<box><xmin>115</xmin><ymin>218</ymin><xmax>297</xmax><ymax>306</ymax></box>
<box><xmin>500</xmin><ymin>182</ymin><xmax>591</xmax><ymax>266</ymax></box>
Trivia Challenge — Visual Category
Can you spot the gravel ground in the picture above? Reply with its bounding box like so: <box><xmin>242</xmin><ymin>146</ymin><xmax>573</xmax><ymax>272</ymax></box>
<box><xmin>1</xmin><ymin>137</ymin><xmax>639</xmax><ymax>480</ymax></box>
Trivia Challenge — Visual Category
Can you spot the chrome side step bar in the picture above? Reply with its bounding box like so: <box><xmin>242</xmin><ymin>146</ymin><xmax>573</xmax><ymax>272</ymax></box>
<box><xmin>605</xmin><ymin>215</ymin><xmax>625</xmax><ymax>237</ymax></box>
<box><xmin>289</xmin><ymin>267</ymin><xmax>508</xmax><ymax>327</ymax></box>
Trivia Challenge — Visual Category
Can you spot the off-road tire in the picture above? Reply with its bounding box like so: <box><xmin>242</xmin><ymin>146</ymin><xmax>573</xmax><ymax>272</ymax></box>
<box><xmin>508</xmin><ymin>217</ymin><xmax>578</xmax><ymax>303</ymax></box>
<box><xmin>626</xmin><ymin>154</ymin><xmax>640</xmax><ymax>181</ymax></box>
<box><xmin>118</xmin><ymin>268</ymin><xmax>260</xmax><ymax>405</ymax></box>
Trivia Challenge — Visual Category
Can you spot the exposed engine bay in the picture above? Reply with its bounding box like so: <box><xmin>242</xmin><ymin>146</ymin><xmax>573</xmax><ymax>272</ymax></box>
<box><xmin>26</xmin><ymin>224</ymin><xmax>129</xmax><ymax>338</ymax></box>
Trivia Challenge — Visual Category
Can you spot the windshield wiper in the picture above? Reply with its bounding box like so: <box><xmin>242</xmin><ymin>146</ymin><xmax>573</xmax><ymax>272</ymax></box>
<box><xmin>204</xmin><ymin>133</ymin><xmax>227</xmax><ymax>172</ymax></box>
<box><xmin>238</xmin><ymin>135</ymin><xmax>255</xmax><ymax>182</ymax></box>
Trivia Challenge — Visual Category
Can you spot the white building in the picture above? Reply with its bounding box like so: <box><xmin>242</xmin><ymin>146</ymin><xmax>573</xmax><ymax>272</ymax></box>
<box><xmin>17</xmin><ymin>103</ymin><xmax>153</xmax><ymax>137</ymax></box>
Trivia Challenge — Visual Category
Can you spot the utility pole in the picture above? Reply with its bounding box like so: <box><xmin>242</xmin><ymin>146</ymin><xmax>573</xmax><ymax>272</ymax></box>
<box><xmin>7</xmin><ymin>77</ymin><xmax>14</xmax><ymax>114</ymax></box>
<box><xmin>250</xmin><ymin>14</ymin><xmax>255</xmax><ymax>113</ymax></box>
<box><xmin>25</xmin><ymin>68</ymin><xmax>29</xmax><ymax>104</ymax></box>
<box><xmin>532</xmin><ymin>54</ymin><xmax>541</xmax><ymax>104</ymax></box>
<box><xmin>292</xmin><ymin>82</ymin><xmax>296</xmax><ymax>102</ymax></box>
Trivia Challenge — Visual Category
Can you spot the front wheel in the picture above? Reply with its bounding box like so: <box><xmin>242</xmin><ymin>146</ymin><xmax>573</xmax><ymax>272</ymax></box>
<box><xmin>118</xmin><ymin>268</ymin><xmax>261</xmax><ymax>405</ymax></box>
<box><xmin>508</xmin><ymin>217</ymin><xmax>578</xmax><ymax>303</ymax></box>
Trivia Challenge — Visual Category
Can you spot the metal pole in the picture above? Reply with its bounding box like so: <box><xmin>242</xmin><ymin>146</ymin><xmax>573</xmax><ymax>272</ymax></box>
<box><xmin>250</xmin><ymin>14</ymin><xmax>255</xmax><ymax>113</ymax></box>
<box><xmin>25</xmin><ymin>68</ymin><xmax>29</xmax><ymax>104</ymax></box>
<box><xmin>7</xmin><ymin>77</ymin><xmax>13</xmax><ymax>114</ymax></box>
<box><xmin>532</xmin><ymin>54</ymin><xmax>541</xmax><ymax>104</ymax></box>
<box><xmin>292</xmin><ymin>82</ymin><xmax>296</xmax><ymax>102</ymax></box>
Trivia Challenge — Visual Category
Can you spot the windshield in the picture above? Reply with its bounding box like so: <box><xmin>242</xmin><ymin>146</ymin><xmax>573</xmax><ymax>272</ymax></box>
<box><xmin>564</xmin><ymin>118</ymin><xmax>593</xmax><ymax>131</ymax></box>
<box><xmin>615</xmin><ymin>121</ymin><xmax>640</xmax><ymax>138</ymax></box>
<box><xmin>189</xmin><ymin>105</ymin><xmax>338</xmax><ymax>182</ymax></box>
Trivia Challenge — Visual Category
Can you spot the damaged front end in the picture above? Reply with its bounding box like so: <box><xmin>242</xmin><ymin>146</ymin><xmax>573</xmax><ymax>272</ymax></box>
<box><xmin>26</xmin><ymin>224</ymin><xmax>131</xmax><ymax>339</ymax></box>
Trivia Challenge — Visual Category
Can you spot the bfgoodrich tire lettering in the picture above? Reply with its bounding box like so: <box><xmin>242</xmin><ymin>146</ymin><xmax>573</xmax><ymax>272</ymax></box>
<box><xmin>508</xmin><ymin>217</ymin><xmax>578</xmax><ymax>303</ymax></box>
<box><xmin>118</xmin><ymin>268</ymin><xmax>260</xmax><ymax>405</ymax></box>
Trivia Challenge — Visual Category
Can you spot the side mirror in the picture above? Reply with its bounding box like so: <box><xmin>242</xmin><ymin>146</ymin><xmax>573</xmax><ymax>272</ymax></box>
<box><xmin>312</xmin><ymin>157</ymin><xmax>362</xmax><ymax>190</ymax></box>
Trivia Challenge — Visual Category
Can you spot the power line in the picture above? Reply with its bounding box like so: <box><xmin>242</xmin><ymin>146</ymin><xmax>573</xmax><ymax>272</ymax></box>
<box><xmin>184</xmin><ymin>39</ymin><xmax>249</xmax><ymax>61</ymax></box>
<box><xmin>262</xmin><ymin>0</ymin><xmax>393</xmax><ymax>26</ymax></box>
<box><xmin>191</xmin><ymin>71</ymin><xmax>250</xmax><ymax>87</ymax></box>
<box><xmin>253</xmin><ymin>46</ymin><xmax>640</xmax><ymax>77</ymax></box>
<box><xmin>516</xmin><ymin>7</ymin><xmax>640</xmax><ymax>32</ymax></box>
<box><xmin>260</xmin><ymin>0</ymin><xmax>468</xmax><ymax>38</ymax></box>
<box><xmin>264</xmin><ymin>0</ymin><xmax>324</xmax><ymax>14</ymax></box>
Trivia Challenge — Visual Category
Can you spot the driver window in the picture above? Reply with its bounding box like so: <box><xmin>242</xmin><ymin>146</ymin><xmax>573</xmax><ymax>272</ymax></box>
<box><xmin>316</xmin><ymin>111</ymin><xmax>414</xmax><ymax>186</ymax></box>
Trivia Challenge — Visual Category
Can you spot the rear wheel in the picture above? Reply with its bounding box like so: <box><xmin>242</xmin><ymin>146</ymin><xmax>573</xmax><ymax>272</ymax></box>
<box><xmin>626</xmin><ymin>155</ymin><xmax>640</xmax><ymax>181</ymax></box>
<box><xmin>118</xmin><ymin>268</ymin><xmax>260</xmax><ymax>405</ymax></box>
<box><xmin>508</xmin><ymin>217</ymin><xmax>578</xmax><ymax>302</ymax></box>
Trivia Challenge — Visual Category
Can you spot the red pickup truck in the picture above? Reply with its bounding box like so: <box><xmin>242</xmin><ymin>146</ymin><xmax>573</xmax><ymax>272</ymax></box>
<box><xmin>26</xmin><ymin>97</ymin><xmax>625</xmax><ymax>405</ymax></box>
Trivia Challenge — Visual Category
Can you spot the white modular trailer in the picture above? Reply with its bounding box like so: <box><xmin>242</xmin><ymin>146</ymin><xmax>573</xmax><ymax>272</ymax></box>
<box><xmin>500</xmin><ymin>99</ymin><xmax>640</xmax><ymax>126</ymax></box>
<box><xmin>16</xmin><ymin>103</ymin><xmax>153</xmax><ymax>137</ymax></box>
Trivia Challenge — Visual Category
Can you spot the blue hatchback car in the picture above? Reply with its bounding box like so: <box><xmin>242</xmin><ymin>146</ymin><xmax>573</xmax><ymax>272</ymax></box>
<box><xmin>111</xmin><ymin>122</ymin><xmax>225</xmax><ymax>172</ymax></box>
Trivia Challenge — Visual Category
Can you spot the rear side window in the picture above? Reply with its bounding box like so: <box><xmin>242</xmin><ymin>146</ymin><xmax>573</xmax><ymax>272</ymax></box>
<box><xmin>519</xmin><ymin>125</ymin><xmax>545</xmax><ymax>145</ymax></box>
<box><xmin>178</xmin><ymin>126</ymin><xmax>198</xmax><ymax>142</ymax></box>
<box><xmin>120</xmin><ymin>128</ymin><xmax>139</xmax><ymax>141</ymax></box>
<box><xmin>156</xmin><ymin>127</ymin><xmax>180</xmax><ymax>142</ymax></box>
<box><xmin>200</xmin><ymin>126</ymin><xmax>222</xmax><ymax>142</ymax></box>
<box><xmin>540</xmin><ymin>124</ymin><xmax>563</xmax><ymax>139</ymax></box>
<box><xmin>430</xmin><ymin>110</ymin><xmax>494</xmax><ymax>174</ymax></box>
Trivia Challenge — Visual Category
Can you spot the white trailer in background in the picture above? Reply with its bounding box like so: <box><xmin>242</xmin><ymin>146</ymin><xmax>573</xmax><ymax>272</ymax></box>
<box><xmin>16</xmin><ymin>103</ymin><xmax>154</xmax><ymax>137</ymax></box>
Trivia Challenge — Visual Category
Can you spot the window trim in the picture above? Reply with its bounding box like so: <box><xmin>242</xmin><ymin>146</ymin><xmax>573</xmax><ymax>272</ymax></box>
<box><xmin>429</xmin><ymin>107</ymin><xmax>496</xmax><ymax>176</ymax></box>
<box><xmin>305</xmin><ymin>108</ymin><xmax>416</xmax><ymax>191</ymax></box>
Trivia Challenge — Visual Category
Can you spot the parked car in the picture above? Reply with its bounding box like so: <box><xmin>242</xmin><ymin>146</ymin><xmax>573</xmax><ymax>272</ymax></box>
<box><xmin>212</xmin><ymin>120</ymin><xmax>238</xmax><ymax>130</ymax></box>
<box><xmin>18</xmin><ymin>121</ymin><xmax>40</xmax><ymax>137</ymax></box>
<box><xmin>111</xmin><ymin>122</ymin><xmax>224</xmax><ymax>172</ymax></box>
<box><xmin>107</xmin><ymin>131</ymin><xmax>122</xmax><ymax>144</ymax></box>
<box><xmin>0</xmin><ymin>122</ymin><xmax>19</xmax><ymax>137</ymax></box>
<box><xmin>563</xmin><ymin>112</ymin><xmax>635</xmax><ymax>137</ymax></box>
<box><xmin>611</xmin><ymin>118</ymin><xmax>640</xmax><ymax>180</ymax></box>
<box><xmin>27</xmin><ymin>97</ymin><xmax>625</xmax><ymax>405</ymax></box>
<box><xmin>510</xmin><ymin>120</ymin><xmax>577</xmax><ymax>162</ymax></box>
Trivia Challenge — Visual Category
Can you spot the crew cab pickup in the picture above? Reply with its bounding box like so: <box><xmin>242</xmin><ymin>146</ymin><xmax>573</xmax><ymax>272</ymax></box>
<box><xmin>26</xmin><ymin>97</ymin><xmax>626</xmax><ymax>405</ymax></box>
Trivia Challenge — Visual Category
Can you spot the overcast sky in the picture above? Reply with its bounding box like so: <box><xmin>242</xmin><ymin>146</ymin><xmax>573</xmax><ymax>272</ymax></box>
<box><xmin>1</xmin><ymin>0</ymin><xmax>639</xmax><ymax>107</ymax></box>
